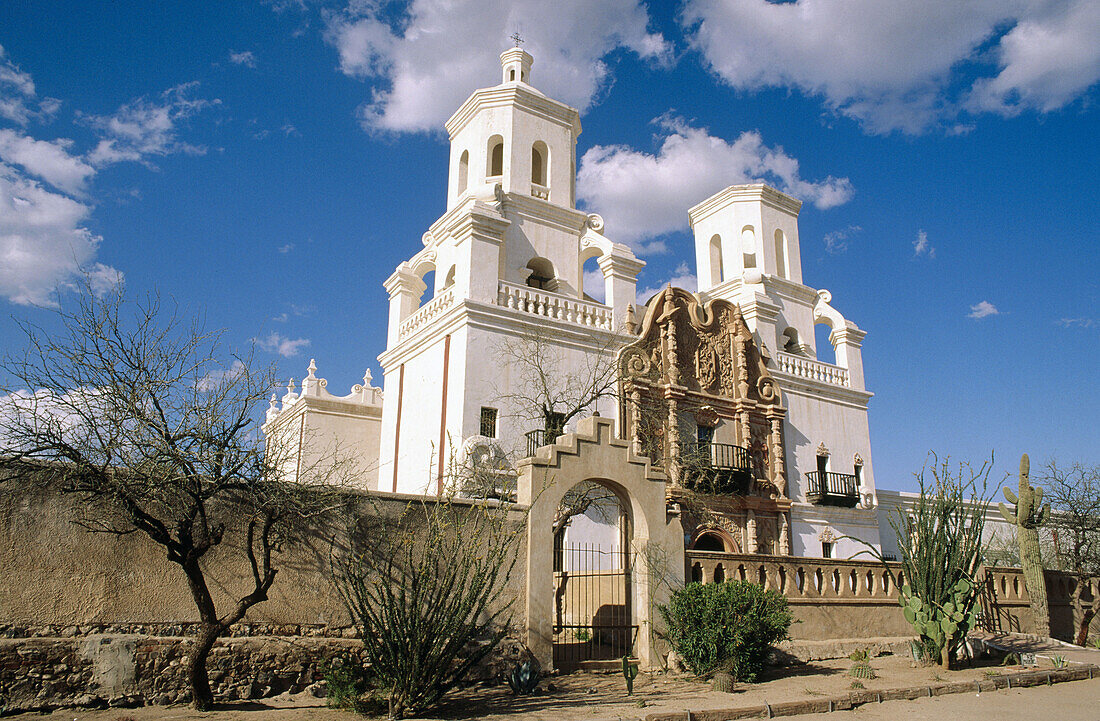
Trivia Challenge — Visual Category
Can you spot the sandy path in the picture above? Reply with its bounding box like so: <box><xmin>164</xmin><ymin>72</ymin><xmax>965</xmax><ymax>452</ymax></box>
<box><xmin>25</xmin><ymin>656</ymin><xmax>1100</xmax><ymax>721</ymax></box>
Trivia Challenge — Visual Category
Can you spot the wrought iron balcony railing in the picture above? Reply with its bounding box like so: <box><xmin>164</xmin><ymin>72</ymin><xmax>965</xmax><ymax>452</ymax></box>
<box><xmin>805</xmin><ymin>471</ymin><xmax>860</xmax><ymax>507</ymax></box>
<box><xmin>680</xmin><ymin>442</ymin><xmax>754</xmax><ymax>495</ymax></box>
<box><xmin>525</xmin><ymin>428</ymin><xmax>563</xmax><ymax>457</ymax></box>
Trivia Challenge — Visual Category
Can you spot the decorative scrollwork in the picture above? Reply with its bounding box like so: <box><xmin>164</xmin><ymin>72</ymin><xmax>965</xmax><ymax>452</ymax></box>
<box><xmin>622</xmin><ymin>348</ymin><xmax>652</xmax><ymax>377</ymax></box>
<box><xmin>586</xmin><ymin>213</ymin><xmax>605</xmax><ymax>231</ymax></box>
<box><xmin>694</xmin><ymin>406</ymin><xmax>720</xmax><ymax>428</ymax></box>
<box><xmin>421</xmin><ymin>231</ymin><xmax>433</xmax><ymax>246</ymax></box>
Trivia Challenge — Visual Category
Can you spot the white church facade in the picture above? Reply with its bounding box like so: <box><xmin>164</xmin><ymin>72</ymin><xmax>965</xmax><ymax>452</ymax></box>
<box><xmin>264</xmin><ymin>46</ymin><xmax>886</xmax><ymax>562</ymax></box>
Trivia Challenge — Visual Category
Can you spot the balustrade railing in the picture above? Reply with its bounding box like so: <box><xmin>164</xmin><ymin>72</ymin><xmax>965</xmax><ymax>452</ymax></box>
<box><xmin>774</xmin><ymin>351</ymin><xmax>850</xmax><ymax>387</ymax></box>
<box><xmin>685</xmin><ymin>551</ymin><xmax>905</xmax><ymax>602</ymax></box>
<box><xmin>498</xmin><ymin>280</ymin><xmax>613</xmax><ymax>330</ymax></box>
<box><xmin>398</xmin><ymin>287</ymin><xmax>455</xmax><ymax>339</ymax></box>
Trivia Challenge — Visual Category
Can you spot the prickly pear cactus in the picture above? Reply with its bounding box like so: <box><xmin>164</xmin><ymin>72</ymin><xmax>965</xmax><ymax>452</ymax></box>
<box><xmin>998</xmin><ymin>454</ymin><xmax>1051</xmax><ymax>637</ymax></box>
<box><xmin>900</xmin><ymin>578</ymin><xmax>979</xmax><ymax>664</ymax></box>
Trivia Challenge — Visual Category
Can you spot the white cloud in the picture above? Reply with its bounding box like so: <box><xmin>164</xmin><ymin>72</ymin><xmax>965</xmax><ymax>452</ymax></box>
<box><xmin>277</xmin><ymin>243</ymin><xmax>295</xmax><ymax>254</ymax></box>
<box><xmin>636</xmin><ymin>262</ymin><xmax>698</xmax><ymax>308</ymax></box>
<box><xmin>84</xmin><ymin>82</ymin><xmax>219</xmax><ymax>167</ymax></box>
<box><xmin>968</xmin><ymin>300</ymin><xmax>1000</xmax><ymax>319</ymax></box>
<box><xmin>229</xmin><ymin>50</ymin><xmax>258</xmax><ymax>68</ymax></box>
<box><xmin>324</xmin><ymin>0</ymin><xmax>670</xmax><ymax>133</ymax></box>
<box><xmin>576</xmin><ymin>116</ymin><xmax>853</xmax><ymax>250</ymax></box>
<box><xmin>823</xmin><ymin>225</ymin><xmax>861</xmax><ymax>255</ymax></box>
<box><xmin>197</xmin><ymin>359</ymin><xmax>246</xmax><ymax>392</ymax></box>
<box><xmin>0</xmin><ymin>44</ymin><xmax>59</xmax><ymax>125</ymax></box>
<box><xmin>1057</xmin><ymin>317</ymin><xmax>1096</xmax><ymax>329</ymax></box>
<box><xmin>0</xmin><ymin>164</ymin><xmax>122</xmax><ymax>307</ymax></box>
<box><xmin>968</xmin><ymin>1</ymin><xmax>1100</xmax><ymax>117</ymax></box>
<box><xmin>913</xmin><ymin>229</ymin><xmax>935</xmax><ymax>258</ymax></box>
<box><xmin>255</xmin><ymin>331</ymin><xmax>311</xmax><ymax>357</ymax></box>
<box><xmin>0</xmin><ymin>129</ymin><xmax>95</xmax><ymax>195</ymax></box>
<box><xmin>683</xmin><ymin>0</ymin><xmax>1100</xmax><ymax>134</ymax></box>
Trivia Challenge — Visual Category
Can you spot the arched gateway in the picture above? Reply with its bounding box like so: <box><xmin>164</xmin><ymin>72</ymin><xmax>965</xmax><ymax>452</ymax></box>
<box><xmin>517</xmin><ymin>416</ymin><xmax>684</xmax><ymax>671</ymax></box>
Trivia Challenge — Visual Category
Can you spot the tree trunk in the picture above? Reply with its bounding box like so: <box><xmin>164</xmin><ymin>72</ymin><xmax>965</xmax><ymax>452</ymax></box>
<box><xmin>188</xmin><ymin>622</ymin><xmax>222</xmax><ymax>710</ymax></box>
<box><xmin>1070</xmin><ymin>575</ymin><xmax>1094</xmax><ymax>646</ymax></box>
<box><xmin>1077</xmin><ymin>607</ymin><xmax>1096</xmax><ymax>647</ymax></box>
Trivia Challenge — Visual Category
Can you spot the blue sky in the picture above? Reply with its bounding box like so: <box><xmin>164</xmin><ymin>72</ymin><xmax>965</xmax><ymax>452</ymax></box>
<box><xmin>1</xmin><ymin>1</ymin><xmax>1097</xmax><ymax>491</ymax></box>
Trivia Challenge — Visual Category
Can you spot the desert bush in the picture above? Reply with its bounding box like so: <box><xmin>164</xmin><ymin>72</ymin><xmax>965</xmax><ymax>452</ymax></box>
<box><xmin>658</xmin><ymin>580</ymin><xmax>792</xmax><ymax>681</ymax></box>
<box><xmin>332</xmin><ymin>494</ymin><xmax>522</xmax><ymax>718</ymax></box>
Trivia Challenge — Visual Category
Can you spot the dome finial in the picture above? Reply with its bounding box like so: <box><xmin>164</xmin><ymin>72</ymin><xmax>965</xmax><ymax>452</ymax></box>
<box><xmin>509</xmin><ymin>31</ymin><xmax>523</xmax><ymax>48</ymax></box>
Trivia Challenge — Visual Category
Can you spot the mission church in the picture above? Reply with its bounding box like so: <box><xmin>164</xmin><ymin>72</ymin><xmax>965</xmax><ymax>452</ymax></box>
<box><xmin>263</xmin><ymin>45</ymin><xmax>884</xmax><ymax>563</ymax></box>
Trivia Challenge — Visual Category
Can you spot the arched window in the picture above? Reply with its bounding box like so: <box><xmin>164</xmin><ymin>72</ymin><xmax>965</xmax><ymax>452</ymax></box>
<box><xmin>531</xmin><ymin>141</ymin><xmax>548</xmax><ymax>186</ymax></box>
<box><xmin>742</xmin><ymin>226</ymin><xmax>757</xmax><ymax>269</ymax></box>
<box><xmin>487</xmin><ymin>135</ymin><xmax>504</xmax><ymax>178</ymax></box>
<box><xmin>815</xmin><ymin>321</ymin><xmax>837</xmax><ymax>364</ymax></box>
<box><xmin>693</xmin><ymin>532</ymin><xmax>727</xmax><ymax>552</ymax></box>
<box><xmin>525</xmin><ymin>257</ymin><xmax>555</xmax><ymax>290</ymax></box>
<box><xmin>457</xmin><ymin>150</ymin><xmax>468</xmax><ymax>194</ymax></box>
<box><xmin>581</xmin><ymin>252</ymin><xmax>602</xmax><ymax>301</ymax></box>
<box><xmin>709</xmin><ymin>234</ymin><xmax>723</xmax><ymax>285</ymax></box>
<box><xmin>509</xmin><ymin>69</ymin><xmax>515</xmax><ymax>81</ymax></box>
<box><xmin>774</xmin><ymin>229</ymin><xmax>788</xmax><ymax>278</ymax></box>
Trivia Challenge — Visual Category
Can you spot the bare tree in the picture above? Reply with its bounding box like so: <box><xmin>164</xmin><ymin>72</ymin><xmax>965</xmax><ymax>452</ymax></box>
<box><xmin>1039</xmin><ymin>459</ymin><xmax>1100</xmax><ymax>644</ymax></box>
<box><xmin>496</xmin><ymin>325</ymin><xmax>620</xmax><ymax>444</ymax></box>
<box><xmin>0</xmin><ymin>288</ymin><xmax>349</xmax><ymax>710</ymax></box>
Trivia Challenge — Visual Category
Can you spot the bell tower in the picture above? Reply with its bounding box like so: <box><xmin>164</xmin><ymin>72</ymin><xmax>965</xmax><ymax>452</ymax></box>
<box><xmin>377</xmin><ymin>46</ymin><xmax>643</xmax><ymax>494</ymax></box>
<box><xmin>444</xmin><ymin>47</ymin><xmax>580</xmax><ymax>211</ymax></box>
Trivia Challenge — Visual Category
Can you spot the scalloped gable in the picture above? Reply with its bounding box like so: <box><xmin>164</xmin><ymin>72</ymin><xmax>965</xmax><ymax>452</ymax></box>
<box><xmin>516</xmin><ymin>415</ymin><xmax>666</xmax><ymax>483</ymax></box>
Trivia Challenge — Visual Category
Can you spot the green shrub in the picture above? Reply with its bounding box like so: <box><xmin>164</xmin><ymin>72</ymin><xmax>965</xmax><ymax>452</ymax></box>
<box><xmin>325</xmin><ymin>658</ymin><xmax>366</xmax><ymax>712</ymax></box>
<box><xmin>658</xmin><ymin>580</ymin><xmax>792</xmax><ymax>682</ymax></box>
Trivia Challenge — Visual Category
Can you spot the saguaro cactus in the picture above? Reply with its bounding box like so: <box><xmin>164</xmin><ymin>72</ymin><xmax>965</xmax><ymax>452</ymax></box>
<box><xmin>999</xmin><ymin>454</ymin><xmax>1052</xmax><ymax>637</ymax></box>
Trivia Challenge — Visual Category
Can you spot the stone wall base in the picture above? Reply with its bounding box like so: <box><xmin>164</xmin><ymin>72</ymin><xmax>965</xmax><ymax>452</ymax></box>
<box><xmin>0</xmin><ymin>635</ymin><xmax>362</xmax><ymax>714</ymax></box>
<box><xmin>0</xmin><ymin>631</ymin><xmax>532</xmax><ymax>714</ymax></box>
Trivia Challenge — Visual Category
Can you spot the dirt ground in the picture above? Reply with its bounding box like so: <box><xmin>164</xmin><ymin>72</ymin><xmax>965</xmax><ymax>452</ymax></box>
<box><xmin>25</xmin><ymin>655</ymin><xmax>1100</xmax><ymax>721</ymax></box>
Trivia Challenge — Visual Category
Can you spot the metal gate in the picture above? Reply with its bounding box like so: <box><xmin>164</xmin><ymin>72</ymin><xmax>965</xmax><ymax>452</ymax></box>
<box><xmin>553</xmin><ymin>543</ymin><xmax>637</xmax><ymax>669</ymax></box>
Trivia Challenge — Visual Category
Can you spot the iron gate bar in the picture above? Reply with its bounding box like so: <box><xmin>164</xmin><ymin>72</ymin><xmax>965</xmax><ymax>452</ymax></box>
<box><xmin>553</xmin><ymin>543</ymin><xmax>637</xmax><ymax>670</ymax></box>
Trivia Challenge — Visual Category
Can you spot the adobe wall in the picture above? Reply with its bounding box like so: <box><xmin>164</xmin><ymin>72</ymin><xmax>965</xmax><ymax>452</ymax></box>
<box><xmin>0</xmin><ymin>477</ymin><xmax>527</xmax><ymax>633</ymax></box>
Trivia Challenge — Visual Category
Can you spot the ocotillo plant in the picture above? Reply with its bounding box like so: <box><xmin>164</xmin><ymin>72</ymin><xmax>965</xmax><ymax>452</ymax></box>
<box><xmin>999</xmin><ymin>454</ymin><xmax>1052</xmax><ymax>637</ymax></box>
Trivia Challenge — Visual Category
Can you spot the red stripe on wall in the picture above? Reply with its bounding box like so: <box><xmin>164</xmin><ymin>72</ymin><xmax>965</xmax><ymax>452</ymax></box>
<box><xmin>436</xmin><ymin>334</ymin><xmax>451</xmax><ymax>495</ymax></box>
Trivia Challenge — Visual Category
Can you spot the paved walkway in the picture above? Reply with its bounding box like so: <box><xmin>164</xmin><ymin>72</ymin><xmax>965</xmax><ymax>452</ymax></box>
<box><xmin>971</xmin><ymin>630</ymin><xmax>1100</xmax><ymax>666</ymax></box>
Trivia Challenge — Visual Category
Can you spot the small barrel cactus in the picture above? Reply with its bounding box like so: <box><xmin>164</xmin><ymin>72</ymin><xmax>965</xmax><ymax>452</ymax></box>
<box><xmin>848</xmin><ymin>661</ymin><xmax>876</xmax><ymax>679</ymax></box>
<box><xmin>711</xmin><ymin>671</ymin><xmax>735</xmax><ymax>692</ymax></box>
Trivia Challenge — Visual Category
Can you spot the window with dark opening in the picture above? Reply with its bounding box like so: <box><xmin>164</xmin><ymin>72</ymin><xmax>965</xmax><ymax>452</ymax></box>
<box><xmin>822</xmin><ymin>542</ymin><xmax>833</xmax><ymax>559</ymax></box>
<box><xmin>479</xmin><ymin>407</ymin><xmax>498</xmax><ymax>438</ymax></box>
<box><xmin>544</xmin><ymin>411</ymin><xmax>566</xmax><ymax>439</ymax></box>
<box><xmin>487</xmin><ymin>136</ymin><xmax>504</xmax><ymax>177</ymax></box>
